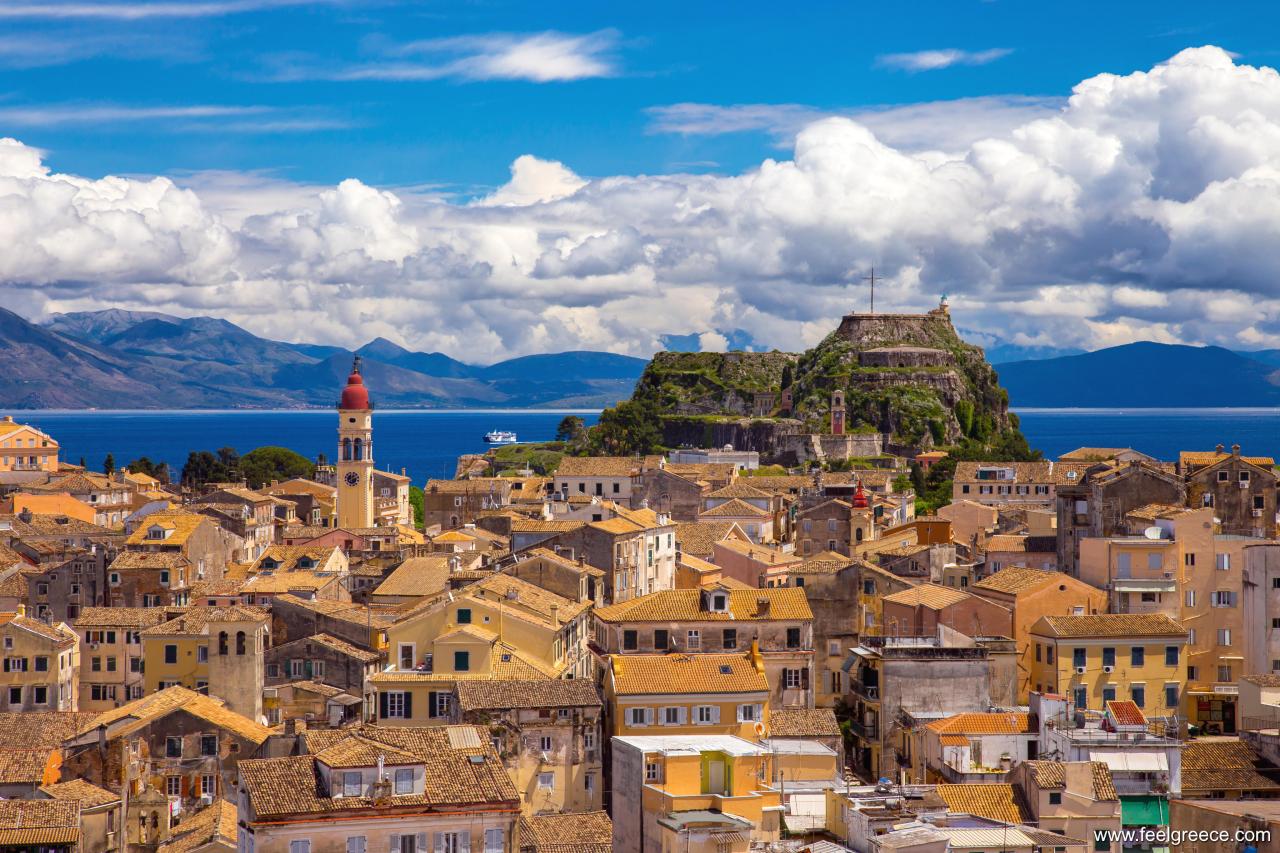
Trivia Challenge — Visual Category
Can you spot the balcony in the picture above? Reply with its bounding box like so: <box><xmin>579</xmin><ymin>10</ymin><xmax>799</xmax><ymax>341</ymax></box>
<box><xmin>849</xmin><ymin>681</ymin><xmax>879</xmax><ymax>702</ymax></box>
<box><xmin>848</xmin><ymin>719</ymin><xmax>878</xmax><ymax>741</ymax></box>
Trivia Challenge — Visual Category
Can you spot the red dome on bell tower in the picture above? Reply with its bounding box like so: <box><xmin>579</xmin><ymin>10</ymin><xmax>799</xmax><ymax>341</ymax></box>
<box><xmin>338</xmin><ymin>356</ymin><xmax>372</xmax><ymax>410</ymax></box>
<box><xmin>852</xmin><ymin>478</ymin><xmax>869</xmax><ymax>508</ymax></box>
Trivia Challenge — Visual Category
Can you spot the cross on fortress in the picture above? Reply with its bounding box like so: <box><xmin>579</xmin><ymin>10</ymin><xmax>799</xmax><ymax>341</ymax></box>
<box><xmin>861</xmin><ymin>267</ymin><xmax>878</xmax><ymax>314</ymax></box>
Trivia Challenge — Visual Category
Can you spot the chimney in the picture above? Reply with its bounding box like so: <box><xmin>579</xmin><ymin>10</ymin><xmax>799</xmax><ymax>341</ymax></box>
<box><xmin>756</xmin><ymin>597</ymin><xmax>771</xmax><ymax>617</ymax></box>
<box><xmin>284</xmin><ymin>718</ymin><xmax>297</xmax><ymax>736</ymax></box>
<box><xmin>1216</xmin><ymin>444</ymin><xmax>1225</xmax><ymax>453</ymax></box>
<box><xmin>550</xmin><ymin>604</ymin><xmax>560</xmax><ymax>626</ymax></box>
<box><xmin>1232</xmin><ymin>444</ymin><xmax>1241</xmax><ymax>457</ymax></box>
<box><xmin>1</xmin><ymin>416</ymin><xmax>11</xmax><ymax>423</ymax></box>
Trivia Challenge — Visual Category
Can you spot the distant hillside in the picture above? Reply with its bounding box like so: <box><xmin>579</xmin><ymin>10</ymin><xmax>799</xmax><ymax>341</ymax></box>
<box><xmin>997</xmin><ymin>342</ymin><xmax>1280</xmax><ymax>407</ymax></box>
<box><xmin>0</xmin><ymin>308</ymin><xmax>649</xmax><ymax>409</ymax></box>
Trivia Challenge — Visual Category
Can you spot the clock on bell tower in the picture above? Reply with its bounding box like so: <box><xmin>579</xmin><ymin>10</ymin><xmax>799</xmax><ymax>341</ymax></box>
<box><xmin>336</xmin><ymin>356</ymin><xmax>375</xmax><ymax>529</ymax></box>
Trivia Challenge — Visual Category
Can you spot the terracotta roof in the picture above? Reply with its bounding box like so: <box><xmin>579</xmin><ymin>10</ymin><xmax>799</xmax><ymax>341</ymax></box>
<box><xmin>0</xmin><ymin>612</ymin><xmax>75</xmax><ymax>645</ymax></box>
<box><xmin>0</xmin><ymin>514</ymin><xmax>116</xmax><ymax>537</ymax></box>
<box><xmin>240</xmin><ymin>724</ymin><xmax>517</xmax><ymax>817</ymax></box>
<box><xmin>768</xmin><ymin>708</ymin><xmax>840</xmax><ymax>738</ymax></box>
<box><xmin>1106</xmin><ymin>700</ymin><xmax>1147</xmax><ymax>727</ymax></box>
<box><xmin>519</xmin><ymin>812</ymin><xmax>612</xmax><ymax>853</ymax></box>
<box><xmin>0</xmin><ymin>573</ymin><xmax>25</xmax><ymax>600</ymax></box>
<box><xmin>0</xmin><ymin>800</ymin><xmax>80</xmax><ymax>846</ymax></box>
<box><xmin>712</xmin><ymin>538</ymin><xmax>799</xmax><ymax>563</ymax></box>
<box><xmin>706</xmin><ymin>484</ymin><xmax>770</xmax><ymax>500</ymax></box>
<box><xmin>282</xmin><ymin>680</ymin><xmax>349</xmax><ymax>699</ymax></box>
<box><xmin>1181</xmin><ymin>740</ymin><xmax>1280</xmax><ymax>792</ymax></box>
<box><xmin>674</xmin><ymin>521</ymin><xmax>744</xmax><ymax>558</ymax></box>
<box><xmin>109</xmin><ymin>551</ymin><xmax>192</xmax><ymax>570</ymax></box>
<box><xmin>610</xmin><ymin>652</ymin><xmax>768</xmax><ymax>696</ymax></box>
<box><xmin>0</xmin><ymin>711</ymin><xmax>96</xmax><ymax>749</ymax></box>
<box><xmin>468</xmin><ymin>573</ymin><xmax>589</xmax><ymax>626</ymax></box>
<box><xmin>555</xmin><ymin>457</ymin><xmax>642</xmax><ymax>477</ymax></box>
<box><xmin>0</xmin><ymin>749</ymin><xmax>53</xmax><ymax>784</ymax></box>
<box><xmin>272</xmin><ymin>594</ymin><xmax>394</xmax><ymax>629</ymax></box>
<box><xmin>1243</xmin><ymin>674</ymin><xmax>1280</xmax><ymax>688</ymax></box>
<box><xmin>455</xmin><ymin>679</ymin><xmax>602</xmax><ymax>712</ymax></box>
<box><xmin>241</xmin><ymin>571</ymin><xmax>340</xmax><ymax>595</ymax></box>
<box><xmin>39</xmin><ymin>779</ymin><xmax>119</xmax><ymax>808</ymax></box>
<box><xmin>157</xmin><ymin>800</ymin><xmax>238</xmax><ymax>853</ymax></box>
<box><xmin>1036</xmin><ymin>613</ymin><xmax>1186</xmax><ymax>638</ymax></box>
<box><xmin>1058</xmin><ymin>447</ymin><xmax>1136</xmax><ymax>461</ymax></box>
<box><xmin>73</xmin><ymin>607</ymin><xmax>170</xmax><ymax>629</ymax></box>
<box><xmin>315</xmin><ymin>733</ymin><xmax>420</xmax><ymax>768</ymax></box>
<box><xmin>939</xmin><ymin>734</ymin><xmax>969</xmax><ymax>747</ymax></box>
<box><xmin>1180</xmin><ymin>450</ymin><xmax>1275</xmax><ymax>469</ymax></box>
<box><xmin>82</xmin><ymin>685</ymin><xmax>273</xmax><ymax>745</ymax></box>
<box><xmin>934</xmin><ymin>783</ymin><xmax>1030</xmax><ymax>825</ymax></box>
<box><xmin>1126</xmin><ymin>503</ymin><xmax>1197</xmax><ymax>522</ymax></box>
<box><xmin>985</xmin><ymin>534</ymin><xmax>1030</xmax><ymax>552</ymax></box>
<box><xmin>125</xmin><ymin>510</ymin><xmax>209</xmax><ymax>546</ymax></box>
<box><xmin>973</xmin><ymin>567</ymin><xmax>1061</xmax><ymax>595</ymax></box>
<box><xmin>426</xmin><ymin>478</ymin><xmax>512</xmax><ymax>494</ymax></box>
<box><xmin>510</xmin><ymin>519</ymin><xmax>585</xmax><ymax>534</ymax></box>
<box><xmin>594</xmin><ymin>587</ymin><xmax>812</xmax><ymax>622</ymax></box>
<box><xmin>141</xmin><ymin>605</ymin><xmax>268</xmax><ymax>637</ymax></box>
<box><xmin>881</xmin><ymin>583</ymin><xmax>971</xmax><ymax>610</ymax></box>
<box><xmin>252</xmin><ymin>544</ymin><xmax>342</xmax><ymax>571</ymax></box>
<box><xmin>278</xmin><ymin>633</ymin><xmax>381</xmax><ymax>664</ymax></box>
<box><xmin>699</xmin><ymin>498</ymin><xmax>769</xmax><ymax>519</ymax></box>
<box><xmin>926</xmin><ymin>712</ymin><xmax>1035</xmax><ymax>735</ymax></box>
<box><xmin>1023</xmin><ymin>761</ymin><xmax>1118</xmax><ymax>800</ymax></box>
<box><xmin>371</xmin><ymin>641</ymin><xmax>557</xmax><ymax>683</ymax></box>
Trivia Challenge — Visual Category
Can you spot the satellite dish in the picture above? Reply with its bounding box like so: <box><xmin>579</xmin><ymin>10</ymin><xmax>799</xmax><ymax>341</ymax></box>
<box><xmin>1143</xmin><ymin>526</ymin><xmax>1162</xmax><ymax>540</ymax></box>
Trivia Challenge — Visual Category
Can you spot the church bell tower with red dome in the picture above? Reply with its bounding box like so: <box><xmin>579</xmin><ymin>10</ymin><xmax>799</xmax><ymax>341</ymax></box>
<box><xmin>337</xmin><ymin>355</ymin><xmax>375</xmax><ymax>529</ymax></box>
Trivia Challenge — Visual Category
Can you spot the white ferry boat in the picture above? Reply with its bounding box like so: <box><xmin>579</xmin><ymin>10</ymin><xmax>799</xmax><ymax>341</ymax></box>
<box><xmin>483</xmin><ymin>430</ymin><xmax>518</xmax><ymax>445</ymax></box>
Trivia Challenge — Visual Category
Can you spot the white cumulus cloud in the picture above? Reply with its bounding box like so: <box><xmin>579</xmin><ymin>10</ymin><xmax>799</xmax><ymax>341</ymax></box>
<box><xmin>876</xmin><ymin>48</ymin><xmax>1012</xmax><ymax>72</ymax></box>
<box><xmin>9</xmin><ymin>46</ymin><xmax>1280</xmax><ymax>362</ymax></box>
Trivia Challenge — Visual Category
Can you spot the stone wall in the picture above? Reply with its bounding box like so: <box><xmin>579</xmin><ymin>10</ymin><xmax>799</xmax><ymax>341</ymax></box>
<box><xmin>859</xmin><ymin>346</ymin><xmax>953</xmax><ymax>368</ymax></box>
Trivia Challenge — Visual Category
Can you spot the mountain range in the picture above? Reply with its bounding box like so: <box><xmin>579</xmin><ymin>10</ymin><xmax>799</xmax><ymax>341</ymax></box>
<box><xmin>0</xmin><ymin>308</ymin><xmax>647</xmax><ymax>409</ymax></box>
<box><xmin>2</xmin><ymin>307</ymin><xmax>1279</xmax><ymax>409</ymax></box>
<box><xmin>995</xmin><ymin>342</ymin><xmax>1280</xmax><ymax>407</ymax></box>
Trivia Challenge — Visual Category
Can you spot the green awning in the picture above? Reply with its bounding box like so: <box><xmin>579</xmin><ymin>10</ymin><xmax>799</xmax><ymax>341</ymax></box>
<box><xmin>1121</xmin><ymin>795</ymin><xmax>1170</xmax><ymax>826</ymax></box>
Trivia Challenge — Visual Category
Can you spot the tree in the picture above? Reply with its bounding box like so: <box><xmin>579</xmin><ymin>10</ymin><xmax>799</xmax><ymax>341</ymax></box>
<box><xmin>127</xmin><ymin>457</ymin><xmax>171</xmax><ymax>483</ymax></box>
<box><xmin>239</xmin><ymin>446</ymin><xmax>315</xmax><ymax>489</ymax></box>
<box><xmin>181</xmin><ymin>450</ymin><xmax>231</xmax><ymax>488</ymax></box>
<box><xmin>409</xmin><ymin>485</ymin><xmax>424</xmax><ymax>528</ymax></box>
<box><xmin>780</xmin><ymin>363</ymin><xmax>793</xmax><ymax>390</ymax></box>
<box><xmin>103</xmin><ymin>453</ymin><xmax>115</xmax><ymax>476</ymax></box>
<box><xmin>589</xmin><ymin>400</ymin><xmax>662</xmax><ymax>456</ymax></box>
<box><xmin>555</xmin><ymin>416</ymin><xmax>586</xmax><ymax>443</ymax></box>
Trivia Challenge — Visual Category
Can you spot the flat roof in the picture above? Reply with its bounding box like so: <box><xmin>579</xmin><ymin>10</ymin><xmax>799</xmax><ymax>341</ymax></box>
<box><xmin>613</xmin><ymin>734</ymin><xmax>767</xmax><ymax>756</ymax></box>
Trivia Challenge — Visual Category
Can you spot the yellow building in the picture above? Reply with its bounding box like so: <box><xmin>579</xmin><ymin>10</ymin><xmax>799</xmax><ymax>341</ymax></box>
<box><xmin>75</xmin><ymin>607</ymin><xmax>171</xmax><ymax>710</ymax></box>
<box><xmin>1028</xmin><ymin>614</ymin><xmax>1188</xmax><ymax>716</ymax></box>
<box><xmin>336</xmin><ymin>357</ymin><xmax>375</xmax><ymax>530</ymax></box>
<box><xmin>371</xmin><ymin>574</ymin><xmax>591</xmax><ymax>725</ymax></box>
<box><xmin>0</xmin><ymin>608</ymin><xmax>78</xmax><ymax>711</ymax></box>
<box><xmin>856</xmin><ymin>562</ymin><xmax>915</xmax><ymax>636</ymax></box>
<box><xmin>0</xmin><ymin>416</ymin><xmax>59</xmax><ymax>473</ymax></box>
<box><xmin>604</xmin><ymin>648</ymin><xmax>771</xmax><ymax>740</ymax></box>
<box><xmin>610</xmin><ymin>734</ymin><xmax>781</xmax><ymax>853</ymax></box>
<box><xmin>140</xmin><ymin>605</ymin><xmax>269</xmax><ymax>721</ymax></box>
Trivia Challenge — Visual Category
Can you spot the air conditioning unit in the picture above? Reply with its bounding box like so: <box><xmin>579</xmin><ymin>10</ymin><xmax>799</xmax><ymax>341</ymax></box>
<box><xmin>1103</xmin><ymin>665</ymin><xmax>1114</xmax><ymax>673</ymax></box>
<box><xmin>1075</xmin><ymin>666</ymin><xmax>1087</xmax><ymax>675</ymax></box>
<box><xmin>1254</xmin><ymin>509</ymin><xmax>1265</xmax><ymax>518</ymax></box>
<box><xmin>1240</xmin><ymin>480</ymin><xmax>1250</xmax><ymax>489</ymax></box>
<box><xmin>199</xmin><ymin>793</ymin><xmax>213</xmax><ymax>806</ymax></box>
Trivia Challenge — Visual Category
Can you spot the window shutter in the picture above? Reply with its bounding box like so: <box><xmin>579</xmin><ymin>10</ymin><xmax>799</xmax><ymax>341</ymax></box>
<box><xmin>677</xmin><ymin>707</ymin><xmax>687</xmax><ymax>724</ymax></box>
<box><xmin>737</xmin><ymin>705</ymin><xmax>746</xmax><ymax>722</ymax></box>
<box><xmin>428</xmin><ymin>691</ymin><xmax>438</xmax><ymax>718</ymax></box>
<box><xmin>711</xmin><ymin>706</ymin><xmax>720</xmax><ymax>724</ymax></box>
<box><xmin>389</xmin><ymin>834</ymin><xmax>400</xmax><ymax>853</ymax></box>
<box><xmin>755</xmin><ymin>704</ymin><xmax>764</xmax><ymax>721</ymax></box>
<box><xmin>645</xmin><ymin>707</ymin><xmax>655</xmax><ymax>725</ymax></box>
<box><xmin>458</xmin><ymin>831</ymin><xmax>470</xmax><ymax>853</ymax></box>
<box><xmin>800</xmin><ymin>668</ymin><xmax>810</xmax><ymax>689</ymax></box>
<box><xmin>402</xmin><ymin>692</ymin><xmax>412</xmax><ymax>719</ymax></box>
<box><xmin>379</xmin><ymin>692</ymin><xmax>388</xmax><ymax>720</ymax></box>
<box><xmin>434</xmin><ymin>834</ymin><xmax>444</xmax><ymax>853</ymax></box>
<box><xmin>416</xmin><ymin>833</ymin><xmax>428</xmax><ymax>853</ymax></box>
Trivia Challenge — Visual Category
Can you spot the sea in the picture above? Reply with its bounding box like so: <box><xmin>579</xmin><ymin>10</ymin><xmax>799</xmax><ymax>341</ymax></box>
<box><xmin>9</xmin><ymin>407</ymin><xmax>1280</xmax><ymax>484</ymax></box>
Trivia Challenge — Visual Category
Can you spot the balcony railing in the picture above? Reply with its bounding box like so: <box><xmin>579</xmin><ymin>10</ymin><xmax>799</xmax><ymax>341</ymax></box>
<box><xmin>850</xmin><ymin>681</ymin><xmax>879</xmax><ymax>701</ymax></box>
<box><xmin>848</xmin><ymin>720</ymin><xmax>878</xmax><ymax>741</ymax></box>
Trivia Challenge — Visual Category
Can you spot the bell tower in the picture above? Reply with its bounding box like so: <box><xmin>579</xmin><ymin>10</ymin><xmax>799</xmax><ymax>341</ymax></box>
<box><xmin>337</xmin><ymin>356</ymin><xmax>375</xmax><ymax>529</ymax></box>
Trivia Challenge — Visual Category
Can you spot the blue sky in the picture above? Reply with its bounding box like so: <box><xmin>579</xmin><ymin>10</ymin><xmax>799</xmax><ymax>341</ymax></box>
<box><xmin>4</xmin><ymin>0</ymin><xmax>1268</xmax><ymax>191</ymax></box>
<box><xmin>5</xmin><ymin>1</ymin><xmax>1280</xmax><ymax>361</ymax></box>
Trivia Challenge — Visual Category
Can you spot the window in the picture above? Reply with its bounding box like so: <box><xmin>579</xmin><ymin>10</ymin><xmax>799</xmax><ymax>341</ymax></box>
<box><xmin>537</xmin><ymin>772</ymin><xmax>554</xmax><ymax>790</ymax></box>
<box><xmin>1211</xmin><ymin>590</ymin><xmax>1237</xmax><ymax>608</ymax></box>
<box><xmin>784</xmin><ymin>668</ymin><xmax>803</xmax><ymax>689</ymax></box>
<box><xmin>166</xmin><ymin>737</ymin><xmax>182</xmax><ymax>758</ymax></box>
<box><xmin>645</xmin><ymin>762</ymin><xmax>661</xmax><ymax>782</ymax></box>
<box><xmin>3</xmin><ymin>657</ymin><xmax>27</xmax><ymax>673</ymax></box>
<box><xmin>384</xmin><ymin>691</ymin><xmax>407</xmax><ymax>719</ymax></box>
<box><xmin>290</xmin><ymin>659</ymin><xmax>304</xmax><ymax>679</ymax></box>
<box><xmin>201</xmin><ymin>774</ymin><xmax>216</xmax><ymax>796</ymax></box>
<box><xmin>1047</xmin><ymin>646</ymin><xmax>1054</xmax><ymax>663</ymax></box>
<box><xmin>627</xmin><ymin>707</ymin><xmax>652</xmax><ymax>727</ymax></box>
<box><xmin>6</xmin><ymin>687</ymin><xmax>18</xmax><ymax>705</ymax></box>
<box><xmin>32</xmin><ymin>686</ymin><xmax>46</xmax><ymax>705</ymax></box>
<box><xmin>1185</xmin><ymin>553</ymin><xmax>1195</xmax><ymax>567</ymax></box>
<box><xmin>164</xmin><ymin>644</ymin><xmax>177</xmax><ymax>664</ymax></box>
<box><xmin>1165</xmin><ymin>646</ymin><xmax>1180</xmax><ymax>665</ymax></box>
<box><xmin>1218</xmin><ymin>664</ymin><xmax>1233</xmax><ymax>683</ymax></box>
<box><xmin>1218</xmin><ymin>628</ymin><xmax>1232</xmax><ymax>646</ymax></box>
<box><xmin>737</xmin><ymin>703</ymin><xmax>761</xmax><ymax>722</ymax></box>
<box><xmin>1131</xmin><ymin>647</ymin><xmax>1145</xmax><ymax>667</ymax></box>
<box><xmin>1188</xmin><ymin>665</ymin><xmax>1198</xmax><ymax>681</ymax></box>
<box><xmin>653</xmin><ymin>629</ymin><xmax>669</xmax><ymax>650</ymax></box>
<box><xmin>1049</xmin><ymin>792</ymin><xmax>1062</xmax><ymax>805</ymax></box>
<box><xmin>786</xmin><ymin>627</ymin><xmax>801</xmax><ymax>649</ymax></box>
<box><xmin>289</xmin><ymin>842</ymin><xmax>311</xmax><ymax>853</ymax></box>
<box><xmin>1187</xmin><ymin>590</ymin><xmax>1197</xmax><ymax>607</ymax></box>
<box><xmin>1216</xmin><ymin>553</ymin><xmax>1231</xmax><ymax>571</ymax></box>
<box><xmin>1165</xmin><ymin>684</ymin><xmax>1179</xmax><ymax>708</ymax></box>
<box><xmin>1073</xmin><ymin>686</ymin><xmax>1087</xmax><ymax>710</ymax></box>
<box><xmin>695</xmin><ymin>705</ymin><xmax>717</xmax><ymax>725</ymax></box>
<box><xmin>347</xmin><ymin>837</ymin><xmax>367</xmax><ymax>853</ymax></box>
<box><xmin>585</xmin><ymin>772</ymin><xmax>595</xmax><ymax>793</ymax></box>
<box><xmin>197</xmin><ymin>646</ymin><xmax>208</xmax><ymax>664</ymax></box>
<box><xmin>623</xmin><ymin>630</ymin><xmax>637</xmax><ymax>651</ymax></box>
<box><xmin>343</xmin><ymin>771</ymin><xmax>363</xmax><ymax>797</ymax></box>
<box><xmin>723</xmin><ymin>628</ymin><xmax>737</xmax><ymax>650</ymax></box>
<box><xmin>167</xmin><ymin>776</ymin><xmax>181</xmax><ymax>797</ymax></box>
<box><xmin>1131</xmin><ymin>685</ymin><xmax>1145</xmax><ymax>708</ymax></box>
<box><xmin>662</xmin><ymin>706</ymin><xmax>683</xmax><ymax>725</ymax></box>
<box><xmin>484</xmin><ymin>829</ymin><xmax>504</xmax><ymax>853</ymax></box>
<box><xmin>1218</xmin><ymin>470</ymin><xmax>1230</xmax><ymax>482</ymax></box>
<box><xmin>394</xmin><ymin>768</ymin><xmax>413</xmax><ymax>794</ymax></box>
<box><xmin>453</xmin><ymin>651</ymin><xmax>470</xmax><ymax>672</ymax></box>
<box><xmin>584</xmin><ymin>730</ymin><xmax>595</xmax><ymax>749</ymax></box>
<box><xmin>1073</xmin><ymin>648</ymin><xmax>1086</xmax><ymax>669</ymax></box>
<box><xmin>686</xmin><ymin>630</ymin><xmax>700</xmax><ymax>650</ymax></box>
<box><xmin>91</xmin><ymin>656</ymin><xmax>102</xmax><ymax>672</ymax></box>
<box><xmin>236</xmin><ymin>631</ymin><xmax>246</xmax><ymax>655</ymax></box>
<box><xmin>457</xmin><ymin>608</ymin><xmax>472</xmax><ymax>624</ymax></box>
<box><xmin>539</xmin><ymin>735</ymin><xmax>553</xmax><ymax>751</ymax></box>
<box><xmin>201</xmin><ymin>734</ymin><xmax>218</xmax><ymax>756</ymax></box>
<box><xmin>1102</xmin><ymin>647</ymin><xmax>1115</xmax><ymax>668</ymax></box>
<box><xmin>313</xmin><ymin>660</ymin><xmax>325</xmax><ymax>678</ymax></box>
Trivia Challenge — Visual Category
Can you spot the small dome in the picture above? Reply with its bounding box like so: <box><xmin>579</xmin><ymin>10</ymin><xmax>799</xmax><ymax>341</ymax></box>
<box><xmin>338</xmin><ymin>357</ymin><xmax>372</xmax><ymax>410</ymax></box>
